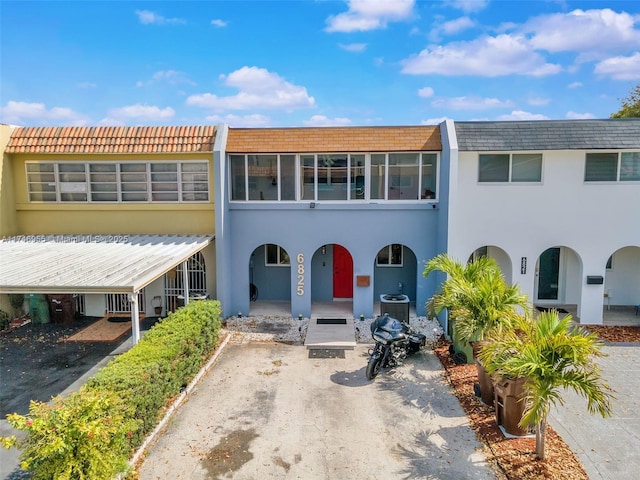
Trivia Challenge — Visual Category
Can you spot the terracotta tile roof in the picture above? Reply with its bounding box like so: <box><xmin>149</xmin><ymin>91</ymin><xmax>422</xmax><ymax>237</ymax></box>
<box><xmin>5</xmin><ymin>126</ymin><xmax>217</xmax><ymax>154</ymax></box>
<box><xmin>226</xmin><ymin>126</ymin><xmax>442</xmax><ymax>153</ymax></box>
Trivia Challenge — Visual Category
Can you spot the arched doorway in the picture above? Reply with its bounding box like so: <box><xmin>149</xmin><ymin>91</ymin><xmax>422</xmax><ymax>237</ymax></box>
<box><xmin>534</xmin><ymin>246</ymin><xmax>582</xmax><ymax>305</ymax></box>
<box><xmin>468</xmin><ymin>245</ymin><xmax>513</xmax><ymax>284</ymax></box>
<box><xmin>248</xmin><ymin>243</ymin><xmax>292</xmax><ymax>308</ymax></box>
<box><xmin>604</xmin><ymin>246</ymin><xmax>640</xmax><ymax>312</ymax></box>
<box><xmin>373</xmin><ymin>244</ymin><xmax>417</xmax><ymax>306</ymax></box>
<box><xmin>311</xmin><ymin>244</ymin><xmax>353</xmax><ymax>301</ymax></box>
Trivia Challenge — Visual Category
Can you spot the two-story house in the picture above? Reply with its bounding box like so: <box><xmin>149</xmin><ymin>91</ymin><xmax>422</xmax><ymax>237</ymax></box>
<box><xmin>1</xmin><ymin>119</ymin><xmax>639</xmax><ymax>332</ymax></box>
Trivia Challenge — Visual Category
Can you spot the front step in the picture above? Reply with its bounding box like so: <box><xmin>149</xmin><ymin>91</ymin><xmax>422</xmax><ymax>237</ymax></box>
<box><xmin>304</xmin><ymin>317</ymin><xmax>356</xmax><ymax>350</ymax></box>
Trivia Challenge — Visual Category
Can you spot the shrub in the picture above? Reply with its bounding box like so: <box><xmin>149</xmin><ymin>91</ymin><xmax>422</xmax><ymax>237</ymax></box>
<box><xmin>88</xmin><ymin>299</ymin><xmax>222</xmax><ymax>445</ymax></box>
<box><xmin>1</xmin><ymin>388</ymin><xmax>138</xmax><ymax>480</ymax></box>
<box><xmin>1</xmin><ymin>299</ymin><xmax>222</xmax><ymax>479</ymax></box>
<box><xmin>0</xmin><ymin>309</ymin><xmax>10</xmax><ymax>331</ymax></box>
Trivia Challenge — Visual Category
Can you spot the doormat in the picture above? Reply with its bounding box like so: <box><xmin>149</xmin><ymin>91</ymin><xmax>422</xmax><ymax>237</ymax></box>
<box><xmin>316</xmin><ymin>318</ymin><xmax>347</xmax><ymax>325</ymax></box>
<box><xmin>308</xmin><ymin>349</ymin><xmax>346</xmax><ymax>359</ymax></box>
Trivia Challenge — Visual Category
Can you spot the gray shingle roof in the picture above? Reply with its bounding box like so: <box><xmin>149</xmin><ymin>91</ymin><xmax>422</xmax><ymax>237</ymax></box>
<box><xmin>455</xmin><ymin>119</ymin><xmax>640</xmax><ymax>151</ymax></box>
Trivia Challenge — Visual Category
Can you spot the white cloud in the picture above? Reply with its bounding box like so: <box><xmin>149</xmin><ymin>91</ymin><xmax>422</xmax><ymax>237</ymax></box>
<box><xmin>496</xmin><ymin>110</ymin><xmax>550</xmax><ymax>121</ymax></box>
<box><xmin>566</xmin><ymin>111</ymin><xmax>596</xmax><ymax>119</ymax></box>
<box><xmin>441</xmin><ymin>16</ymin><xmax>475</xmax><ymax>35</ymax></box>
<box><xmin>211</xmin><ymin>19</ymin><xmax>228</xmax><ymax>28</ymax></box>
<box><xmin>0</xmin><ymin>101</ymin><xmax>89</xmax><ymax>126</ymax></box>
<box><xmin>78</xmin><ymin>82</ymin><xmax>97</xmax><ymax>89</ymax></box>
<box><xmin>431</xmin><ymin>96</ymin><xmax>514</xmax><ymax>110</ymax></box>
<box><xmin>205</xmin><ymin>113</ymin><xmax>271</xmax><ymax>127</ymax></box>
<box><xmin>326</xmin><ymin>0</ymin><xmax>415</xmax><ymax>32</ymax></box>
<box><xmin>525</xmin><ymin>9</ymin><xmax>640</xmax><ymax>58</ymax></box>
<box><xmin>568</xmin><ymin>81</ymin><xmax>583</xmax><ymax>89</ymax></box>
<box><xmin>594</xmin><ymin>52</ymin><xmax>640</xmax><ymax>80</ymax></box>
<box><xmin>135</xmin><ymin>10</ymin><xmax>185</xmax><ymax>25</ymax></box>
<box><xmin>186</xmin><ymin>66</ymin><xmax>315</xmax><ymax>111</ymax></box>
<box><xmin>421</xmin><ymin>116</ymin><xmax>449</xmax><ymax>125</ymax></box>
<box><xmin>136</xmin><ymin>70</ymin><xmax>196</xmax><ymax>87</ymax></box>
<box><xmin>418</xmin><ymin>87</ymin><xmax>434</xmax><ymax>98</ymax></box>
<box><xmin>446</xmin><ymin>0</ymin><xmax>489</xmax><ymax>14</ymax></box>
<box><xmin>303</xmin><ymin>115</ymin><xmax>353</xmax><ymax>126</ymax></box>
<box><xmin>100</xmin><ymin>104</ymin><xmax>175</xmax><ymax>125</ymax></box>
<box><xmin>339</xmin><ymin>43</ymin><xmax>367</xmax><ymax>52</ymax></box>
<box><xmin>527</xmin><ymin>96</ymin><xmax>550</xmax><ymax>106</ymax></box>
<box><xmin>401</xmin><ymin>35</ymin><xmax>561</xmax><ymax>77</ymax></box>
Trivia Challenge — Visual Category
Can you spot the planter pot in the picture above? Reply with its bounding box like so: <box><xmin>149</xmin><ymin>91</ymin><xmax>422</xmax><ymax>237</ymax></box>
<box><xmin>475</xmin><ymin>359</ymin><xmax>496</xmax><ymax>406</ymax></box>
<box><xmin>494</xmin><ymin>376</ymin><xmax>530</xmax><ymax>436</ymax></box>
<box><xmin>470</xmin><ymin>341</ymin><xmax>495</xmax><ymax>406</ymax></box>
<box><xmin>154</xmin><ymin>306</ymin><xmax>162</xmax><ymax>316</ymax></box>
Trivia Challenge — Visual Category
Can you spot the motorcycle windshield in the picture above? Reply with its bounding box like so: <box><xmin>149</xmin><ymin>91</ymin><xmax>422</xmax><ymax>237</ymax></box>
<box><xmin>376</xmin><ymin>315</ymin><xmax>404</xmax><ymax>333</ymax></box>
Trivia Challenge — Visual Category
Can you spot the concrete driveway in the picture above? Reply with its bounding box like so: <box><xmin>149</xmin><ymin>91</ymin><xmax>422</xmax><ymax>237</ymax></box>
<box><xmin>550</xmin><ymin>343</ymin><xmax>640</xmax><ymax>480</ymax></box>
<box><xmin>137</xmin><ymin>339</ymin><xmax>497</xmax><ymax>479</ymax></box>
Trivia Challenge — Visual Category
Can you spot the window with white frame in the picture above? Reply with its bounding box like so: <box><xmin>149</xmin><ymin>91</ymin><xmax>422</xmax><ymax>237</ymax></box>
<box><xmin>265</xmin><ymin>244</ymin><xmax>290</xmax><ymax>266</ymax></box>
<box><xmin>478</xmin><ymin>153</ymin><xmax>542</xmax><ymax>183</ymax></box>
<box><xmin>26</xmin><ymin>161</ymin><xmax>209</xmax><ymax>202</ymax></box>
<box><xmin>376</xmin><ymin>244</ymin><xmax>403</xmax><ymax>266</ymax></box>
<box><xmin>585</xmin><ymin>152</ymin><xmax>640</xmax><ymax>182</ymax></box>
<box><xmin>229</xmin><ymin>152</ymin><xmax>438</xmax><ymax>202</ymax></box>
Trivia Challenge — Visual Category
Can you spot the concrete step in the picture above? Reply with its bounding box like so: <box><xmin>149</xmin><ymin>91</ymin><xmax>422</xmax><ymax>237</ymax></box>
<box><xmin>304</xmin><ymin>317</ymin><xmax>356</xmax><ymax>350</ymax></box>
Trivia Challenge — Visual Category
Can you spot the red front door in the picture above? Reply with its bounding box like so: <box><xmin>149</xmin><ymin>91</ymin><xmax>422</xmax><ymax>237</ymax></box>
<box><xmin>333</xmin><ymin>245</ymin><xmax>353</xmax><ymax>298</ymax></box>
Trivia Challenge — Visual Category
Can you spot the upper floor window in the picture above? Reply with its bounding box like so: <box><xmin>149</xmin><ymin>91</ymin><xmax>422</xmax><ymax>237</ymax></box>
<box><xmin>585</xmin><ymin>152</ymin><xmax>640</xmax><ymax>182</ymax></box>
<box><xmin>26</xmin><ymin>161</ymin><xmax>209</xmax><ymax>203</ymax></box>
<box><xmin>478</xmin><ymin>153</ymin><xmax>542</xmax><ymax>183</ymax></box>
<box><xmin>230</xmin><ymin>152</ymin><xmax>438</xmax><ymax>202</ymax></box>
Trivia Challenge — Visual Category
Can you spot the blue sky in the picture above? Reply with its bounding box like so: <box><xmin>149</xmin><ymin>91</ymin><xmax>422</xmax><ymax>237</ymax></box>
<box><xmin>1</xmin><ymin>0</ymin><xmax>639</xmax><ymax>127</ymax></box>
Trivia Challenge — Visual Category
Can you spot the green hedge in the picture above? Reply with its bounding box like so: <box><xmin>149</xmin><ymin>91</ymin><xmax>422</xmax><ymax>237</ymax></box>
<box><xmin>1</xmin><ymin>299</ymin><xmax>222</xmax><ymax>480</ymax></box>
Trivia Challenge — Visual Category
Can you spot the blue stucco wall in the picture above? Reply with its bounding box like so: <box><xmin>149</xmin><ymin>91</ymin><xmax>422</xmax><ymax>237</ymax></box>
<box><xmin>224</xmin><ymin>203</ymin><xmax>440</xmax><ymax>318</ymax></box>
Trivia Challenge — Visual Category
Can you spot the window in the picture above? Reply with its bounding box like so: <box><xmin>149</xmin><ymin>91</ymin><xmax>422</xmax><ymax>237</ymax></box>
<box><xmin>585</xmin><ymin>152</ymin><xmax>640</xmax><ymax>182</ymax></box>
<box><xmin>479</xmin><ymin>153</ymin><xmax>542</xmax><ymax>183</ymax></box>
<box><xmin>376</xmin><ymin>244</ymin><xmax>403</xmax><ymax>266</ymax></box>
<box><xmin>606</xmin><ymin>255</ymin><xmax>613</xmax><ymax>270</ymax></box>
<box><xmin>621</xmin><ymin>152</ymin><xmax>640</xmax><ymax>181</ymax></box>
<box><xmin>26</xmin><ymin>161</ymin><xmax>208</xmax><ymax>202</ymax></box>
<box><xmin>388</xmin><ymin>153</ymin><xmax>419</xmax><ymax>200</ymax></box>
<box><xmin>585</xmin><ymin>153</ymin><xmax>617</xmax><ymax>181</ymax></box>
<box><xmin>230</xmin><ymin>152</ymin><xmax>438</xmax><ymax>202</ymax></box>
<box><xmin>265</xmin><ymin>244</ymin><xmax>290</xmax><ymax>266</ymax></box>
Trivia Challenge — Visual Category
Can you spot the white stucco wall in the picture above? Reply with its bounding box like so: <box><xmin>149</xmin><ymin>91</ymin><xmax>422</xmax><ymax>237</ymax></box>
<box><xmin>448</xmin><ymin>149</ymin><xmax>640</xmax><ymax>324</ymax></box>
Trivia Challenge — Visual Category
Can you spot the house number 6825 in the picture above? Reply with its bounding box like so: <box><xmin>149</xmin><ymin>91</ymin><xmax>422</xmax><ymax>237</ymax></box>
<box><xmin>296</xmin><ymin>253</ymin><xmax>304</xmax><ymax>296</ymax></box>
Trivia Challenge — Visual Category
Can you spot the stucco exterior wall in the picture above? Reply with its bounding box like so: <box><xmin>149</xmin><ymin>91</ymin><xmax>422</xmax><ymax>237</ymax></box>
<box><xmin>224</xmin><ymin>204</ymin><xmax>440</xmax><ymax>318</ymax></box>
<box><xmin>449</xmin><ymin>149</ymin><xmax>640</xmax><ymax>323</ymax></box>
<box><xmin>8</xmin><ymin>153</ymin><xmax>215</xmax><ymax>235</ymax></box>
<box><xmin>0</xmin><ymin>124</ymin><xmax>18</xmax><ymax>237</ymax></box>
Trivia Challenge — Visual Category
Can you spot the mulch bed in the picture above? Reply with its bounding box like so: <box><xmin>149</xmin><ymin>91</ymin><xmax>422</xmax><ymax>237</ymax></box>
<box><xmin>583</xmin><ymin>325</ymin><xmax>640</xmax><ymax>342</ymax></box>
<box><xmin>434</xmin><ymin>338</ymin><xmax>589</xmax><ymax>480</ymax></box>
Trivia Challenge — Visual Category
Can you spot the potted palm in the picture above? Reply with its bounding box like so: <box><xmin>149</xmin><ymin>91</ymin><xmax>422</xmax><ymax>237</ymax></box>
<box><xmin>424</xmin><ymin>253</ymin><xmax>528</xmax><ymax>405</ymax></box>
<box><xmin>478</xmin><ymin>310</ymin><xmax>613</xmax><ymax>457</ymax></box>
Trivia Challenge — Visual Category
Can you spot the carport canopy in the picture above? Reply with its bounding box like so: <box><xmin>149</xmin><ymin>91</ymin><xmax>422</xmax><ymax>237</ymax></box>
<box><xmin>0</xmin><ymin>234</ymin><xmax>213</xmax><ymax>343</ymax></box>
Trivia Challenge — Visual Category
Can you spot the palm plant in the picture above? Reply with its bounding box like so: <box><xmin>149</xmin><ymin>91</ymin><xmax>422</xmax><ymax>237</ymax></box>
<box><xmin>424</xmin><ymin>253</ymin><xmax>528</xmax><ymax>352</ymax></box>
<box><xmin>478</xmin><ymin>310</ymin><xmax>613</xmax><ymax>459</ymax></box>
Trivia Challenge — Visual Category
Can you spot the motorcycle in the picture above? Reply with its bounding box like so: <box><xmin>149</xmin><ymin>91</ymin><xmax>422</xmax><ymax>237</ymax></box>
<box><xmin>366</xmin><ymin>313</ymin><xmax>427</xmax><ymax>380</ymax></box>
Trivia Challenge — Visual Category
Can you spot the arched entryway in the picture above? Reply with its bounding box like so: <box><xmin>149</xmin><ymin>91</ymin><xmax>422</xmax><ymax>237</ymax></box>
<box><xmin>468</xmin><ymin>245</ymin><xmax>513</xmax><ymax>284</ymax></box>
<box><xmin>373</xmin><ymin>243</ymin><xmax>417</xmax><ymax>310</ymax></box>
<box><xmin>534</xmin><ymin>246</ymin><xmax>582</xmax><ymax>306</ymax></box>
<box><xmin>310</xmin><ymin>244</ymin><xmax>353</xmax><ymax>316</ymax></box>
<box><xmin>248</xmin><ymin>243</ymin><xmax>292</xmax><ymax>314</ymax></box>
<box><xmin>604</xmin><ymin>246</ymin><xmax>640</xmax><ymax>315</ymax></box>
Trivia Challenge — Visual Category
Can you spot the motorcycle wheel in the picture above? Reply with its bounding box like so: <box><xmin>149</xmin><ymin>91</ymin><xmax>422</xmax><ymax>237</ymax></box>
<box><xmin>366</xmin><ymin>355</ymin><xmax>383</xmax><ymax>380</ymax></box>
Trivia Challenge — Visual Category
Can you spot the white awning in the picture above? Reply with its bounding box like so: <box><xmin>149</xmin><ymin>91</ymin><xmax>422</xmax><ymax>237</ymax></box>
<box><xmin>0</xmin><ymin>234</ymin><xmax>213</xmax><ymax>294</ymax></box>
